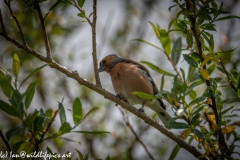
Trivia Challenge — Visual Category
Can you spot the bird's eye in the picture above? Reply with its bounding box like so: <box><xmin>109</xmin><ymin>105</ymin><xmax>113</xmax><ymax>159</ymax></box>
<box><xmin>103</xmin><ymin>60</ymin><xmax>106</xmax><ymax>64</ymax></box>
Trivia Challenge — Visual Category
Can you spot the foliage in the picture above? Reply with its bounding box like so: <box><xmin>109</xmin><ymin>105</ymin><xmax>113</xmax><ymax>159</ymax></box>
<box><xmin>0</xmin><ymin>53</ymin><xmax>110</xmax><ymax>158</ymax></box>
<box><xmin>135</xmin><ymin>0</ymin><xmax>240</xmax><ymax>159</ymax></box>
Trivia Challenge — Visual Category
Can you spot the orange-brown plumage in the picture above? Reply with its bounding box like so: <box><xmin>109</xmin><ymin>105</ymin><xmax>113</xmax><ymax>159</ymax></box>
<box><xmin>98</xmin><ymin>54</ymin><xmax>171</xmax><ymax>126</ymax></box>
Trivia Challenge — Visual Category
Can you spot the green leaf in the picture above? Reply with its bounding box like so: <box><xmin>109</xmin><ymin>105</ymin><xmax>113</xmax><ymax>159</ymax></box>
<box><xmin>191</xmin><ymin>113</ymin><xmax>202</xmax><ymax>126</ymax></box>
<box><xmin>168</xmin><ymin>121</ymin><xmax>189</xmax><ymax>129</ymax></box>
<box><xmin>207</xmin><ymin>63</ymin><xmax>215</xmax><ymax>75</ymax></box>
<box><xmin>180</xmin><ymin>68</ymin><xmax>185</xmax><ymax>82</ymax></box>
<box><xmin>205</xmin><ymin>130</ymin><xmax>215</xmax><ymax>139</ymax></box>
<box><xmin>160</xmin><ymin>75</ymin><xmax>165</xmax><ymax>92</ymax></box>
<box><xmin>6</xmin><ymin>127</ymin><xmax>24</xmax><ymax>141</ymax></box>
<box><xmin>23</xmin><ymin>79</ymin><xmax>40</xmax><ymax>109</ymax></box>
<box><xmin>171</xmin><ymin>37</ymin><xmax>182</xmax><ymax>65</ymax></box>
<box><xmin>59</xmin><ymin>122</ymin><xmax>72</xmax><ymax>134</ymax></box>
<box><xmin>132</xmin><ymin>91</ymin><xmax>155</xmax><ymax>100</ymax></box>
<box><xmin>20</xmin><ymin>64</ymin><xmax>48</xmax><ymax>88</ymax></box>
<box><xmin>222</xmin><ymin>106</ymin><xmax>234</xmax><ymax>115</ymax></box>
<box><xmin>185</xmin><ymin>80</ymin><xmax>204</xmax><ymax>95</ymax></box>
<box><xmin>72</xmin><ymin>97</ymin><xmax>82</xmax><ymax>125</ymax></box>
<box><xmin>33</xmin><ymin>115</ymin><xmax>45</xmax><ymax>131</ymax></box>
<box><xmin>183</xmin><ymin>54</ymin><xmax>198</xmax><ymax>68</ymax></box>
<box><xmin>58</xmin><ymin>101</ymin><xmax>66</xmax><ymax>125</ymax></box>
<box><xmin>82</xmin><ymin>107</ymin><xmax>99</xmax><ymax>121</ymax></box>
<box><xmin>132</xmin><ymin>39</ymin><xmax>163</xmax><ymax>51</ymax></box>
<box><xmin>75</xmin><ymin>149</ymin><xmax>84</xmax><ymax>160</ymax></box>
<box><xmin>189</xmin><ymin>90</ymin><xmax>197</xmax><ymax>100</ymax></box>
<box><xmin>168</xmin><ymin>144</ymin><xmax>180</xmax><ymax>160</ymax></box>
<box><xmin>216</xmin><ymin>15</ymin><xmax>240</xmax><ymax>21</ymax></box>
<box><xmin>49</xmin><ymin>0</ymin><xmax>62</xmax><ymax>11</ymax></box>
<box><xmin>105</xmin><ymin>155</ymin><xmax>111</xmax><ymax>160</ymax></box>
<box><xmin>12</xmin><ymin>53</ymin><xmax>20</xmax><ymax>78</ymax></box>
<box><xmin>209</xmin><ymin>34</ymin><xmax>214</xmax><ymax>53</ymax></box>
<box><xmin>25</xmin><ymin>110</ymin><xmax>39</xmax><ymax>127</ymax></box>
<box><xmin>10</xmin><ymin>90</ymin><xmax>24</xmax><ymax>117</ymax></box>
<box><xmin>77</xmin><ymin>11</ymin><xmax>86</xmax><ymax>18</ymax></box>
<box><xmin>187</xmin><ymin>65</ymin><xmax>195</xmax><ymax>82</ymax></box>
<box><xmin>77</xmin><ymin>0</ymin><xmax>85</xmax><ymax>7</ymax></box>
<box><xmin>186</xmin><ymin>32</ymin><xmax>193</xmax><ymax>48</ymax></box>
<box><xmin>0</xmin><ymin>75</ymin><xmax>13</xmax><ymax>98</ymax></box>
<box><xmin>194</xmin><ymin>129</ymin><xmax>205</xmax><ymax>139</ymax></box>
<box><xmin>141</xmin><ymin>61</ymin><xmax>175</xmax><ymax>77</ymax></box>
<box><xmin>73</xmin><ymin>130</ymin><xmax>111</xmax><ymax>135</ymax></box>
<box><xmin>149</xmin><ymin>22</ymin><xmax>160</xmax><ymax>39</ymax></box>
<box><xmin>159</xmin><ymin>29</ymin><xmax>171</xmax><ymax>55</ymax></box>
<box><xmin>189</xmin><ymin>97</ymin><xmax>205</xmax><ymax>106</ymax></box>
<box><xmin>181</xmin><ymin>10</ymin><xmax>194</xmax><ymax>16</ymax></box>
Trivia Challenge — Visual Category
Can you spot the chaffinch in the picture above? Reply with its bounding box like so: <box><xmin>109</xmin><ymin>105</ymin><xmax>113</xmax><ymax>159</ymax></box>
<box><xmin>98</xmin><ymin>54</ymin><xmax>171</xmax><ymax>127</ymax></box>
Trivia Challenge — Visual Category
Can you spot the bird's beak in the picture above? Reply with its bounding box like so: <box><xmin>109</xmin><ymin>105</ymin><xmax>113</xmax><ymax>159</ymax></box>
<box><xmin>98</xmin><ymin>66</ymin><xmax>105</xmax><ymax>72</ymax></box>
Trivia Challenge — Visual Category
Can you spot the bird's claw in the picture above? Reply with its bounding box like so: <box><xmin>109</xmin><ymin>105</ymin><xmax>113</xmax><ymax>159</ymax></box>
<box><xmin>116</xmin><ymin>94</ymin><xmax>128</xmax><ymax>102</ymax></box>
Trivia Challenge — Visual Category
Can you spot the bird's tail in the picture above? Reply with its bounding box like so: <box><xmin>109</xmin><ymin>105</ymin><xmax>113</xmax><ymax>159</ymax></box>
<box><xmin>147</xmin><ymin>100</ymin><xmax>171</xmax><ymax>128</ymax></box>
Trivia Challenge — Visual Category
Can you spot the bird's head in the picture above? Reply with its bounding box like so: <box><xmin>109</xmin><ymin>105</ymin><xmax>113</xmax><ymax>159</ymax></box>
<box><xmin>98</xmin><ymin>54</ymin><xmax>121</xmax><ymax>73</ymax></box>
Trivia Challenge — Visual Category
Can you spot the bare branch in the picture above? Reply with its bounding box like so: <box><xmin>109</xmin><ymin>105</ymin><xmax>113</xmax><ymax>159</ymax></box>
<box><xmin>0</xmin><ymin>130</ymin><xmax>17</xmax><ymax>160</ymax></box>
<box><xmin>91</xmin><ymin>0</ymin><xmax>101</xmax><ymax>86</ymax></box>
<box><xmin>3</xmin><ymin>0</ymin><xmax>27</xmax><ymax>45</ymax></box>
<box><xmin>0</xmin><ymin>9</ymin><xmax>7</xmax><ymax>35</ymax></box>
<box><xmin>119</xmin><ymin>108</ymin><xmax>155</xmax><ymax>160</ymax></box>
<box><xmin>166</xmin><ymin>54</ymin><xmax>184</xmax><ymax>82</ymax></box>
<box><xmin>35</xmin><ymin>3</ymin><xmax>52</xmax><ymax>60</ymax></box>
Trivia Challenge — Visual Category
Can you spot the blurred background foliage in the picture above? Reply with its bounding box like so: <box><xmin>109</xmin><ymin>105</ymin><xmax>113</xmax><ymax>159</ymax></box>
<box><xmin>0</xmin><ymin>0</ymin><xmax>240</xmax><ymax>159</ymax></box>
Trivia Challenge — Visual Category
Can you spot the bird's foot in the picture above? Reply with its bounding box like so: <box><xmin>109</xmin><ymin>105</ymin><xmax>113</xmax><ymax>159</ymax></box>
<box><xmin>116</xmin><ymin>94</ymin><xmax>128</xmax><ymax>103</ymax></box>
<box><xmin>138</xmin><ymin>106</ymin><xmax>145</xmax><ymax>113</ymax></box>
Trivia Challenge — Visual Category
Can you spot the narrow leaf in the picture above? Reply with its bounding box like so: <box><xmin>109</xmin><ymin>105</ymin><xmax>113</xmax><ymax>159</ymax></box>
<box><xmin>216</xmin><ymin>16</ymin><xmax>240</xmax><ymax>21</ymax></box>
<box><xmin>194</xmin><ymin>129</ymin><xmax>205</xmax><ymax>139</ymax></box>
<box><xmin>132</xmin><ymin>39</ymin><xmax>163</xmax><ymax>51</ymax></box>
<box><xmin>185</xmin><ymin>80</ymin><xmax>204</xmax><ymax>95</ymax></box>
<box><xmin>58</xmin><ymin>102</ymin><xmax>66</xmax><ymax>124</ymax></box>
<box><xmin>59</xmin><ymin>122</ymin><xmax>71</xmax><ymax>134</ymax></box>
<box><xmin>82</xmin><ymin>107</ymin><xmax>99</xmax><ymax>121</ymax></box>
<box><xmin>183</xmin><ymin>54</ymin><xmax>198</xmax><ymax>68</ymax></box>
<box><xmin>149</xmin><ymin>22</ymin><xmax>160</xmax><ymax>39</ymax></box>
<box><xmin>171</xmin><ymin>37</ymin><xmax>182</xmax><ymax>65</ymax></box>
<box><xmin>159</xmin><ymin>29</ymin><xmax>171</xmax><ymax>55</ymax></box>
<box><xmin>49</xmin><ymin>0</ymin><xmax>62</xmax><ymax>11</ymax></box>
<box><xmin>221</xmin><ymin>126</ymin><xmax>235</xmax><ymax>134</ymax></box>
<box><xmin>186</xmin><ymin>32</ymin><xmax>193</xmax><ymax>48</ymax></box>
<box><xmin>168</xmin><ymin>121</ymin><xmax>189</xmax><ymax>129</ymax></box>
<box><xmin>132</xmin><ymin>92</ymin><xmax>155</xmax><ymax>100</ymax></box>
<box><xmin>141</xmin><ymin>61</ymin><xmax>175</xmax><ymax>77</ymax></box>
<box><xmin>12</xmin><ymin>53</ymin><xmax>20</xmax><ymax>78</ymax></box>
<box><xmin>23</xmin><ymin>79</ymin><xmax>40</xmax><ymax>109</ymax></box>
<box><xmin>168</xmin><ymin>144</ymin><xmax>180</xmax><ymax>160</ymax></box>
<box><xmin>199</xmin><ymin>69</ymin><xmax>210</xmax><ymax>80</ymax></box>
<box><xmin>0</xmin><ymin>100</ymin><xmax>19</xmax><ymax>117</ymax></box>
<box><xmin>72</xmin><ymin>97</ymin><xmax>82</xmax><ymax>125</ymax></box>
<box><xmin>77</xmin><ymin>0</ymin><xmax>85</xmax><ymax>7</ymax></box>
<box><xmin>75</xmin><ymin>149</ymin><xmax>84</xmax><ymax>160</ymax></box>
<box><xmin>20</xmin><ymin>64</ymin><xmax>48</xmax><ymax>88</ymax></box>
<box><xmin>73</xmin><ymin>130</ymin><xmax>111</xmax><ymax>135</ymax></box>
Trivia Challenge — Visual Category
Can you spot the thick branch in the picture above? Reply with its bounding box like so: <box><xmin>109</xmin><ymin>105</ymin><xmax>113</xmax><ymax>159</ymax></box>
<box><xmin>35</xmin><ymin>3</ymin><xmax>52</xmax><ymax>60</ymax></box>
<box><xmin>0</xmin><ymin>30</ymin><xmax>205</xmax><ymax>159</ymax></box>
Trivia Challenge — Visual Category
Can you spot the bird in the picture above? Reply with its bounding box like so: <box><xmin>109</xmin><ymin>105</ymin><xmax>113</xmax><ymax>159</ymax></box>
<box><xmin>98</xmin><ymin>54</ymin><xmax>171</xmax><ymax>127</ymax></box>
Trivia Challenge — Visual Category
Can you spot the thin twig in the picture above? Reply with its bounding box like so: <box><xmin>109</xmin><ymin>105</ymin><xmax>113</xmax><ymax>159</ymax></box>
<box><xmin>119</xmin><ymin>108</ymin><xmax>155</xmax><ymax>160</ymax></box>
<box><xmin>166</xmin><ymin>54</ymin><xmax>184</xmax><ymax>82</ymax></box>
<box><xmin>72</xmin><ymin>0</ymin><xmax>92</xmax><ymax>26</ymax></box>
<box><xmin>0</xmin><ymin>15</ymin><xmax>206</xmax><ymax>160</ymax></box>
<box><xmin>4</xmin><ymin>0</ymin><xmax>27</xmax><ymax>45</ymax></box>
<box><xmin>35</xmin><ymin>3</ymin><xmax>52</xmax><ymax>60</ymax></box>
<box><xmin>0</xmin><ymin>130</ymin><xmax>17</xmax><ymax>160</ymax></box>
<box><xmin>91</xmin><ymin>0</ymin><xmax>101</xmax><ymax>86</ymax></box>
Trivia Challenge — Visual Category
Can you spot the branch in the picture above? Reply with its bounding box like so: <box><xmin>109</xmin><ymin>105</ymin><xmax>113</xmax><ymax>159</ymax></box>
<box><xmin>184</xmin><ymin>0</ymin><xmax>229</xmax><ymax>153</ymax></box>
<box><xmin>0</xmin><ymin>31</ymin><xmax>205</xmax><ymax>159</ymax></box>
<box><xmin>35</xmin><ymin>3</ymin><xmax>52</xmax><ymax>60</ymax></box>
<box><xmin>0</xmin><ymin>130</ymin><xmax>17</xmax><ymax>160</ymax></box>
<box><xmin>91</xmin><ymin>0</ymin><xmax>101</xmax><ymax>86</ymax></box>
<box><xmin>166</xmin><ymin>54</ymin><xmax>184</xmax><ymax>82</ymax></box>
<box><xmin>119</xmin><ymin>108</ymin><xmax>155</xmax><ymax>160</ymax></box>
<box><xmin>3</xmin><ymin>0</ymin><xmax>27</xmax><ymax>45</ymax></box>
